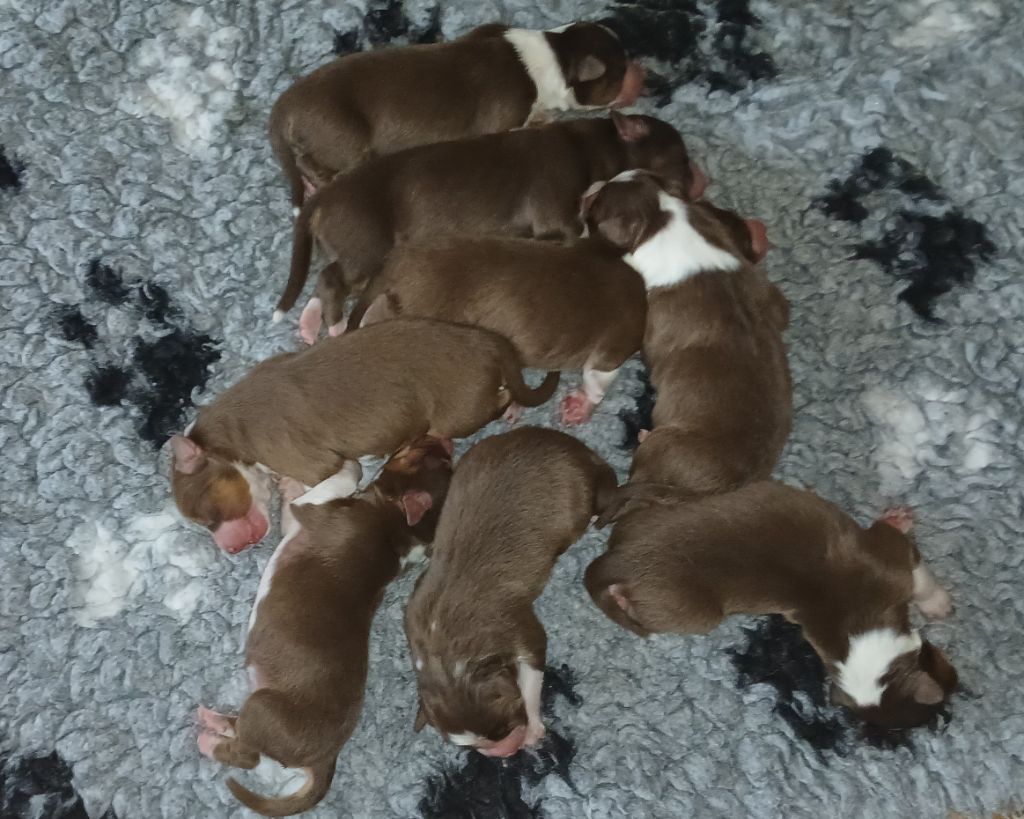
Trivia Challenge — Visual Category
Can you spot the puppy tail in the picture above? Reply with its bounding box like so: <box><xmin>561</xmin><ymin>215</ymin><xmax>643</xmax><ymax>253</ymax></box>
<box><xmin>595</xmin><ymin>482</ymin><xmax>688</xmax><ymax>528</ymax></box>
<box><xmin>268</xmin><ymin>109</ymin><xmax>307</xmax><ymax>212</ymax></box>
<box><xmin>226</xmin><ymin>757</ymin><xmax>336</xmax><ymax>817</ymax></box>
<box><xmin>498</xmin><ymin>343</ymin><xmax>559</xmax><ymax>408</ymax></box>
<box><xmin>276</xmin><ymin>201</ymin><xmax>317</xmax><ymax>315</ymax></box>
<box><xmin>583</xmin><ymin>554</ymin><xmax>650</xmax><ymax>637</ymax></box>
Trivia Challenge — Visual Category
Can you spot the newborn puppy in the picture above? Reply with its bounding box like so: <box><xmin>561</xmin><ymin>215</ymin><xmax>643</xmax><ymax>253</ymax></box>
<box><xmin>196</xmin><ymin>438</ymin><xmax>453</xmax><ymax>816</ymax></box>
<box><xmin>585</xmin><ymin>481</ymin><xmax>957</xmax><ymax>729</ymax></box>
<box><xmin>348</xmin><ymin>234</ymin><xmax>647</xmax><ymax>425</ymax></box>
<box><xmin>269</xmin><ymin>22</ymin><xmax>645</xmax><ymax>209</ymax></box>
<box><xmin>276</xmin><ymin>113</ymin><xmax>704</xmax><ymax>340</ymax></box>
<box><xmin>170</xmin><ymin>319</ymin><xmax>558</xmax><ymax>554</ymax></box>
<box><xmin>405</xmin><ymin>427</ymin><xmax>617</xmax><ymax>756</ymax></box>
<box><xmin>584</xmin><ymin>171</ymin><xmax>790</xmax><ymax>517</ymax></box>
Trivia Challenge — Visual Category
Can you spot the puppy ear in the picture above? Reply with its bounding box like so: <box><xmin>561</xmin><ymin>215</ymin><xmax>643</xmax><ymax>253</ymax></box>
<box><xmin>611</xmin><ymin>111</ymin><xmax>650</xmax><ymax>143</ymax></box>
<box><xmin>907</xmin><ymin>671</ymin><xmax>945</xmax><ymax>705</ymax></box>
<box><xmin>170</xmin><ymin>435</ymin><xmax>206</xmax><ymax>474</ymax></box>
<box><xmin>401</xmin><ymin>489</ymin><xmax>434</xmax><ymax>526</ymax></box>
<box><xmin>575</xmin><ymin>54</ymin><xmax>606</xmax><ymax>83</ymax></box>
<box><xmin>579</xmin><ymin>180</ymin><xmax>607</xmax><ymax>220</ymax></box>
<box><xmin>594</xmin><ymin>214</ymin><xmax>646</xmax><ymax>253</ymax></box>
<box><xmin>413</xmin><ymin>701</ymin><xmax>428</xmax><ymax>733</ymax></box>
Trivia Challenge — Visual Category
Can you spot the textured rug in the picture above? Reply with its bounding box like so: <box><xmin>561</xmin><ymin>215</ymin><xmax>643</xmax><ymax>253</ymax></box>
<box><xmin>2</xmin><ymin>0</ymin><xmax>1022</xmax><ymax>816</ymax></box>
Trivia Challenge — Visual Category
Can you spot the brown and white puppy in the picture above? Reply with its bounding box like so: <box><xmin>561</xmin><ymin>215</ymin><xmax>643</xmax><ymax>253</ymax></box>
<box><xmin>196</xmin><ymin>437</ymin><xmax>453</xmax><ymax>816</ymax></box>
<box><xmin>584</xmin><ymin>171</ymin><xmax>790</xmax><ymax>515</ymax></box>
<box><xmin>170</xmin><ymin>319</ymin><xmax>558</xmax><ymax>554</ymax></box>
<box><xmin>269</xmin><ymin>22</ymin><xmax>645</xmax><ymax>210</ymax></box>
<box><xmin>585</xmin><ymin>481</ymin><xmax>957</xmax><ymax>730</ymax></box>
<box><xmin>275</xmin><ymin>113</ymin><xmax>705</xmax><ymax>341</ymax></box>
<box><xmin>348</xmin><ymin>234</ymin><xmax>647</xmax><ymax>425</ymax></box>
<box><xmin>405</xmin><ymin>427</ymin><xmax>617</xmax><ymax>756</ymax></box>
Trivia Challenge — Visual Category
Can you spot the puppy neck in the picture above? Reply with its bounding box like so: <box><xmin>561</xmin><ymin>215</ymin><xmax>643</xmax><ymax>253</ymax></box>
<box><xmin>504</xmin><ymin>29</ymin><xmax>575</xmax><ymax>116</ymax></box>
<box><xmin>834</xmin><ymin>627</ymin><xmax>922</xmax><ymax>707</ymax></box>
<box><xmin>624</xmin><ymin>193</ymin><xmax>741</xmax><ymax>290</ymax></box>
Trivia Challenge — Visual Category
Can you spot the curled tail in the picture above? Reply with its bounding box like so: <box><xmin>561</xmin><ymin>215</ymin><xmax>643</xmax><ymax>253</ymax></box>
<box><xmin>226</xmin><ymin>757</ymin><xmax>336</xmax><ymax>817</ymax></box>
<box><xmin>497</xmin><ymin>343</ymin><xmax>559</xmax><ymax>408</ymax></box>
<box><xmin>583</xmin><ymin>554</ymin><xmax>650</xmax><ymax>637</ymax></box>
<box><xmin>276</xmin><ymin>201</ymin><xmax>317</xmax><ymax>316</ymax></box>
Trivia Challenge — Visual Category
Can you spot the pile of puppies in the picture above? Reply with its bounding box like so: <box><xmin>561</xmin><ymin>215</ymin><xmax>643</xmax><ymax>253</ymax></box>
<box><xmin>170</xmin><ymin>20</ymin><xmax>958</xmax><ymax>816</ymax></box>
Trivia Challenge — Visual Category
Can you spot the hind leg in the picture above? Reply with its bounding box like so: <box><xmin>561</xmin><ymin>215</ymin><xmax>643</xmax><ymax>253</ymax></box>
<box><xmin>197</xmin><ymin>706</ymin><xmax>260</xmax><ymax>769</ymax></box>
<box><xmin>311</xmin><ymin>262</ymin><xmax>350</xmax><ymax>340</ymax></box>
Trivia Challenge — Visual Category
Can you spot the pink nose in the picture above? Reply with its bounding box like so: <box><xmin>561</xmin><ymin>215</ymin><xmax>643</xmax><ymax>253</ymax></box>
<box><xmin>613</xmin><ymin>62</ymin><xmax>645</xmax><ymax>107</ymax></box>
<box><xmin>212</xmin><ymin>507</ymin><xmax>270</xmax><ymax>554</ymax></box>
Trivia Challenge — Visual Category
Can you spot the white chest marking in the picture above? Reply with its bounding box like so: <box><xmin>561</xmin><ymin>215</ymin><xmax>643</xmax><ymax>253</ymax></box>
<box><xmin>246</xmin><ymin>512</ymin><xmax>302</xmax><ymax>636</ymax></box>
<box><xmin>622</xmin><ymin>189</ymin><xmax>741</xmax><ymax>289</ymax></box>
<box><xmin>835</xmin><ymin>628</ymin><xmax>922</xmax><ymax>707</ymax></box>
<box><xmin>504</xmin><ymin>29</ymin><xmax>575</xmax><ymax>120</ymax></box>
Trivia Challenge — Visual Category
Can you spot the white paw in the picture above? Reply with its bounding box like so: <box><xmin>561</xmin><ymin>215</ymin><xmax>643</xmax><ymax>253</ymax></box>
<box><xmin>917</xmin><ymin>587</ymin><xmax>953</xmax><ymax>620</ymax></box>
<box><xmin>524</xmin><ymin>720</ymin><xmax>546</xmax><ymax>747</ymax></box>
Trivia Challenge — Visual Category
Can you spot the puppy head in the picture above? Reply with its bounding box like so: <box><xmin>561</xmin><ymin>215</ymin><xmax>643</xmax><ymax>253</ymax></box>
<box><xmin>547</xmin><ymin>23</ymin><xmax>644</xmax><ymax>108</ymax></box>
<box><xmin>169</xmin><ymin>435</ymin><xmax>271</xmax><ymax>554</ymax></box>
<box><xmin>372</xmin><ymin>436</ymin><xmax>454</xmax><ymax>540</ymax></box>
<box><xmin>412</xmin><ymin>653</ymin><xmax>528</xmax><ymax>757</ymax></box>
<box><xmin>610</xmin><ymin>113</ymin><xmax>706</xmax><ymax>201</ymax></box>
<box><xmin>832</xmin><ymin>634</ymin><xmax>957</xmax><ymax>729</ymax></box>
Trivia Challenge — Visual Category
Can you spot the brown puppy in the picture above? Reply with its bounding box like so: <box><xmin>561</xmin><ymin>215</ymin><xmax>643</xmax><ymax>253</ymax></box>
<box><xmin>584</xmin><ymin>171</ymin><xmax>790</xmax><ymax>517</ymax></box>
<box><xmin>274</xmin><ymin>113</ymin><xmax>705</xmax><ymax>340</ymax></box>
<box><xmin>405</xmin><ymin>427</ymin><xmax>617</xmax><ymax>756</ymax></box>
<box><xmin>169</xmin><ymin>319</ymin><xmax>558</xmax><ymax>554</ymax></box>
<box><xmin>348</xmin><ymin>234</ymin><xmax>647</xmax><ymax>425</ymax></box>
<box><xmin>196</xmin><ymin>437</ymin><xmax>453</xmax><ymax>816</ymax></box>
<box><xmin>585</xmin><ymin>481</ymin><xmax>956</xmax><ymax>730</ymax></box>
<box><xmin>269</xmin><ymin>22</ymin><xmax>645</xmax><ymax>209</ymax></box>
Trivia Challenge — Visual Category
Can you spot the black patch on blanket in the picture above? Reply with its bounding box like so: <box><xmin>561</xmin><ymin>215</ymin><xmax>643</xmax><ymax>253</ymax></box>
<box><xmin>333</xmin><ymin>0</ymin><xmax>442</xmax><ymax>55</ymax></box>
<box><xmin>85</xmin><ymin>365</ymin><xmax>132</xmax><ymax>406</ymax></box>
<box><xmin>618</xmin><ymin>365</ymin><xmax>657</xmax><ymax>449</ymax></box>
<box><xmin>138</xmin><ymin>282</ymin><xmax>174</xmax><ymax>325</ymax></box>
<box><xmin>0</xmin><ymin>750</ymin><xmax>118</xmax><ymax>819</ymax></box>
<box><xmin>0</xmin><ymin>145</ymin><xmax>23</xmax><ymax>191</ymax></box>
<box><xmin>418</xmin><ymin>664</ymin><xmax>581</xmax><ymax>819</ymax></box>
<box><xmin>602</xmin><ymin>0</ymin><xmax>776</xmax><ymax>105</ymax></box>
<box><xmin>56</xmin><ymin>306</ymin><xmax>99</xmax><ymax>348</ymax></box>
<box><xmin>85</xmin><ymin>259</ymin><xmax>130</xmax><ymax>306</ymax></box>
<box><xmin>819</xmin><ymin>148</ymin><xmax>996</xmax><ymax>320</ymax></box>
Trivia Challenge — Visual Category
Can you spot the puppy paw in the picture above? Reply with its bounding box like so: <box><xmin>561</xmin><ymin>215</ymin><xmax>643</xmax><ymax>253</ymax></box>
<box><xmin>917</xmin><ymin>586</ymin><xmax>953</xmax><ymax>620</ymax></box>
<box><xmin>560</xmin><ymin>389</ymin><xmax>594</xmax><ymax>426</ymax></box>
<box><xmin>637</xmin><ymin>428</ymin><xmax>650</xmax><ymax>444</ymax></box>
<box><xmin>196</xmin><ymin>706</ymin><xmax>236</xmax><ymax>738</ymax></box>
<box><xmin>197</xmin><ymin>730</ymin><xmax>223</xmax><ymax>759</ymax></box>
<box><xmin>879</xmin><ymin>506</ymin><xmax>914</xmax><ymax>534</ymax></box>
<box><xmin>502</xmin><ymin>402</ymin><xmax>523</xmax><ymax>425</ymax></box>
<box><xmin>327</xmin><ymin>317</ymin><xmax>348</xmax><ymax>337</ymax></box>
<box><xmin>277</xmin><ymin>476</ymin><xmax>306</xmax><ymax>505</ymax></box>
<box><xmin>524</xmin><ymin>721</ymin><xmax>546</xmax><ymax>747</ymax></box>
<box><xmin>298</xmin><ymin>297</ymin><xmax>323</xmax><ymax>345</ymax></box>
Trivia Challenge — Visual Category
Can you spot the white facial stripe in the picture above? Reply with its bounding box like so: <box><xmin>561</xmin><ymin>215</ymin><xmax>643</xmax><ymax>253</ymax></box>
<box><xmin>504</xmin><ymin>29</ymin><xmax>576</xmax><ymax>117</ymax></box>
<box><xmin>235</xmin><ymin>462</ymin><xmax>273</xmax><ymax>517</ymax></box>
<box><xmin>447</xmin><ymin>731</ymin><xmax>483</xmax><ymax>747</ymax></box>
<box><xmin>516</xmin><ymin>659</ymin><xmax>544</xmax><ymax>731</ymax></box>
<box><xmin>623</xmin><ymin>191</ymin><xmax>741</xmax><ymax>289</ymax></box>
<box><xmin>836</xmin><ymin>628</ymin><xmax>922</xmax><ymax>707</ymax></box>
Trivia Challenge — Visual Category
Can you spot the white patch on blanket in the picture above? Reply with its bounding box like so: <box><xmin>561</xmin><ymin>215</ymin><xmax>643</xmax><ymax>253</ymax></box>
<box><xmin>890</xmin><ymin>1</ymin><xmax>998</xmax><ymax>49</ymax></box>
<box><xmin>68</xmin><ymin>507</ymin><xmax>214</xmax><ymax>626</ymax></box>
<box><xmin>118</xmin><ymin>8</ymin><xmax>242</xmax><ymax>155</ymax></box>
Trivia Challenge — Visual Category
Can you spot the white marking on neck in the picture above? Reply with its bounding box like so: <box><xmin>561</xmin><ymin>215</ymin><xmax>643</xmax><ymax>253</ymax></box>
<box><xmin>293</xmin><ymin>461</ymin><xmax>362</xmax><ymax>506</ymax></box>
<box><xmin>622</xmin><ymin>190</ymin><xmax>741</xmax><ymax>290</ymax></box>
<box><xmin>504</xmin><ymin>29</ymin><xmax>575</xmax><ymax>118</ymax></box>
<box><xmin>236</xmin><ymin>461</ymin><xmax>273</xmax><ymax>518</ymax></box>
<box><xmin>447</xmin><ymin>731</ymin><xmax>483</xmax><ymax>747</ymax></box>
<box><xmin>835</xmin><ymin>628</ymin><xmax>922</xmax><ymax>707</ymax></box>
<box><xmin>517</xmin><ymin>659</ymin><xmax>545</xmax><ymax>743</ymax></box>
<box><xmin>247</xmin><ymin>505</ymin><xmax>302</xmax><ymax>635</ymax></box>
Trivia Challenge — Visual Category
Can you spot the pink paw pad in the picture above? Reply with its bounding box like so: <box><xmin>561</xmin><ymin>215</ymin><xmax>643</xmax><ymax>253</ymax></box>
<box><xmin>503</xmin><ymin>403</ymin><xmax>523</xmax><ymax>425</ymax></box>
<box><xmin>197</xmin><ymin>730</ymin><xmax>223</xmax><ymax>759</ymax></box>
<box><xmin>327</xmin><ymin>318</ymin><xmax>348</xmax><ymax>337</ymax></box>
<box><xmin>560</xmin><ymin>390</ymin><xmax>594</xmax><ymax>426</ymax></box>
<box><xmin>196</xmin><ymin>706</ymin><xmax>236</xmax><ymax>737</ymax></box>
<box><xmin>880</xmin><ymin>506</ymin><xmax>915</xmax><ymax>534</ymax></box>
<box><xmin>299</xmin><ymin>297</ymin><xmax>323</xmax><ymax>345</ymax></box>
<box><xmin>637</xmin><ymin>428</ymin><xmax>651</xmax><ymax>443</ymax></box>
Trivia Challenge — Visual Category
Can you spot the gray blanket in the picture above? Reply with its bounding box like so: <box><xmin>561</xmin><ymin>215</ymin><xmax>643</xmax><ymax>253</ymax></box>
<box><xmin>2</xmin><ymin>0</ymin><xmax>1022</xmax><ymax>816</ymax></box>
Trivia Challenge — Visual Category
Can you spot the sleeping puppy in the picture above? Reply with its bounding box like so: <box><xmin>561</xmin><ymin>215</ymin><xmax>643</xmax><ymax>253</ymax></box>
<box><xmin>585</xmin><ymin>481</ymin><xmax>957</xmax><ymax>730</ymax></box>
<box><xmin>269</xmin><ymin>22</ymin><xmax>645</xmax><ymax>209</ymax></box>
<box><xmin>405</xmin><ymin>427</ymin><xmax>617</xmax><ymax>756</ymax></box>
<box><xmin>275</xmin><ymin>113</ymin><xmax>705</xmax><ymax>341</ymax></box>
<box><xmin>196</xmin><ymin>438</ymin><xmax>453</xmax><ymax>816</ymax></box>
<box><xmin>348</xmin><ymin>234</ymin><xmax>647</xmax><ymax>425</ymax></box>
<box><xmin>583</xmin><ymin>171</ymin><xmax>791</xmax><ymax>518</ymax></box>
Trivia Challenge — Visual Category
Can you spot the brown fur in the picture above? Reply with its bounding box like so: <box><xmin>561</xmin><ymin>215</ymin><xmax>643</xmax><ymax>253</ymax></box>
<box><xmin>277</xmin><ymin>113</ymin><xmax>697</xmax><ymax>330</ymax></box>
<box><xmin>171</xmin><ymin>319</ymin><xmax>558</xmax><ymax>543</ymax></box>
<box><xmin>585</xmin><ymin>174</ymin><xmax>792</xmax><ymax>520</ymax></box>
<box><xmin>405</xmin><ymin>427</ymin><xmax>617</xmax><ymax>744</ymax></box>
<box><xmin>206</xmin><ymin>440</ymin><xmax>453</xmax><ymax>816</ymax></box>
<box><xmin>268</xmin><ymin>23</ymin><xmax>637</xmax><ymax>208</ymax></box>
<box><xmin>349</xmin><ymin>235</ymin><xmax>647</xmax><ymax>374</ymax></box>
<box><xmin>584</xmin><ymin>480</ymin><xmax>957</xmax><ymax>729</ymax></box>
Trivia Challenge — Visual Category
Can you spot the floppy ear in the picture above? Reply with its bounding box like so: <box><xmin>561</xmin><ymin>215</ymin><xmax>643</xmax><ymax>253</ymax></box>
<box><xmin>575</xmin><ymin>54</ymin><xmax>606</xmax><ymax>82</ymax></box>
<box><xmin>908</xmin><ymin>671</ymin><xmax>945</xmax><ymax>705</ymax></box>
<box><xmin>594</xmin><ymin>214</ymin><xmax>646</xmax><ymax>253</ymax></box>
<box><xmin>413</xmin><ymin>701</ymin><xmax>428</xmax><ymax>733</ymax></box>
<box><xmin>611</xmin><ymin>111</ymin><xmax>650</xmax><ymax>142</ymax></box>
<box><xmin>401</xmin><ymin>489</ymin><xmax>434</xmax><ymax>526</ymax></box>
<box><xmin>170</xmin><ymin>435</ymin><xmax>206</xmax><ymax>474</ymax></box>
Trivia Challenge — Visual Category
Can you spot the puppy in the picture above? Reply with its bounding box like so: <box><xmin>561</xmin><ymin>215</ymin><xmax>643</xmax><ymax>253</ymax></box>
<box><xmin>584</xmin><ymin>171</ymin><xmax>790</xmax><ymax>516</ymax></box>
<box><xmin>269</xmin><ymin>22</ymin><xmax>645</xmax><ymax>209</ymax></box>
<box><xmin>196</xmin><ymin>437</ymin><xmax>453</xmax><ymax>816</ymax></box>
<box><xmin>585</xmin><ymin>481</ymin><xmax>957</xmax><ymax>729</ymax></box>
<box><xmin>275</xmin><ymin>113</ymin><xmax>705</xmax><ymax>340</ymax></box>
<box><xmin>170</xmin><ymin>319</ymin><xmax>558</xmax><ymax>554</ymax></box>
<box><xmin>405</xmin><ymin>427</ymin><xmax>617</xmax><ymax>756</ymax></box>
<box><xmin>348</xmin><ymin>234</ymin><xmax>647</xmax><ymax>425</ymax></box>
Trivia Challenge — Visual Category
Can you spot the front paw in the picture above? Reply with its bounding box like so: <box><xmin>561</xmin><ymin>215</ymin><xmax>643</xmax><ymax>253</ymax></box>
<box><xmin>916</xmin><ymin>587</ymin><xmax>953</xmax><ymax>620</ymax></box>
<box><xmin>524</xmin><ymin>720</ymin><xmax>546</xmax><ymax>747</ymax></box>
